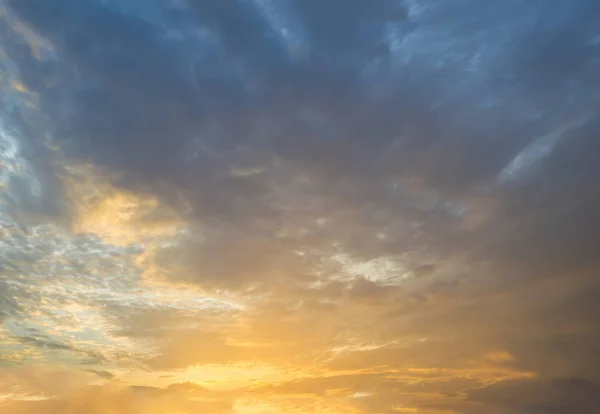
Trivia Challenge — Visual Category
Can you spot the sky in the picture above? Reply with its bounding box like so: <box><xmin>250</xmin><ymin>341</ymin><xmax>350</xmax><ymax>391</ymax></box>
<box><xmin>1</xmin><ymin>0</ymin><xmax>600</xmax><ymax>413</ymax></box>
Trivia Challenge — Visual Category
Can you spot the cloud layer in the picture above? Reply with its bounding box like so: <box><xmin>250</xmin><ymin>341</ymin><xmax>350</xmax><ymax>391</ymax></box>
<box><xmin>1</xmin><ymin>0</ymin><xmax>600</xmax><ymax>412</ymax></box>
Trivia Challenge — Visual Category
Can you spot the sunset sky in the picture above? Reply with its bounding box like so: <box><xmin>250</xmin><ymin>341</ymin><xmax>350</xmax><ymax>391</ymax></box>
<box><xmin>1</xmin><ymin>1</ymin><xmax>600</xmax><ymax>413</ymax></box>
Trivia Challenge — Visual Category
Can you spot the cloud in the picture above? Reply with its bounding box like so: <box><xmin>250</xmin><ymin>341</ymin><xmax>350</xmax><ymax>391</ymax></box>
<box><xmin>1</xmin><ymin>1</ymin><xmax>600</xmax><ymax>413</ymax></box>
<box><xmin>468</xmin><ymin>377</ymin><xmax>600</xmax><ymax>414</ymax></box>
<box><xmin>86</xmin><ymin>370</ymin><xmax>115</xmax><ymax>380</ymax></box>
<box><xmin>1</xmin><ymin>383</ymin><xmax>234</xmax><ymax>414</ymax></box>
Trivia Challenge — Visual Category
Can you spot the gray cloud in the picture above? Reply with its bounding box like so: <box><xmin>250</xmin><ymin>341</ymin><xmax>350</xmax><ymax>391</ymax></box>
<box><xmin>469</xmin><ymin>377</ymin><xmax>600</xmax><ymax>414</ymax></box>
<box><xmin>86</xmin><ymin>369</ymin><xmax>115</xmax><ymax>380</ymax></box>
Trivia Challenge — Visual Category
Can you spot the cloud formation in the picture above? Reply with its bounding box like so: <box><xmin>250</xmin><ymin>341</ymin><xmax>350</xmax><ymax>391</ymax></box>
<box><xmin>1</xmin><ymin>0</ymin><xmax>600</xmax><ymax>412</ymax></box>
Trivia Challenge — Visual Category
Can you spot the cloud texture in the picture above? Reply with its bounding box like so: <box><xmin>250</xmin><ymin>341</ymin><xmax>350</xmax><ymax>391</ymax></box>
<box><xmin>1</xmin><ymin>0</ymin><xmax>600</xmax><ymax>412</ymax></box>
